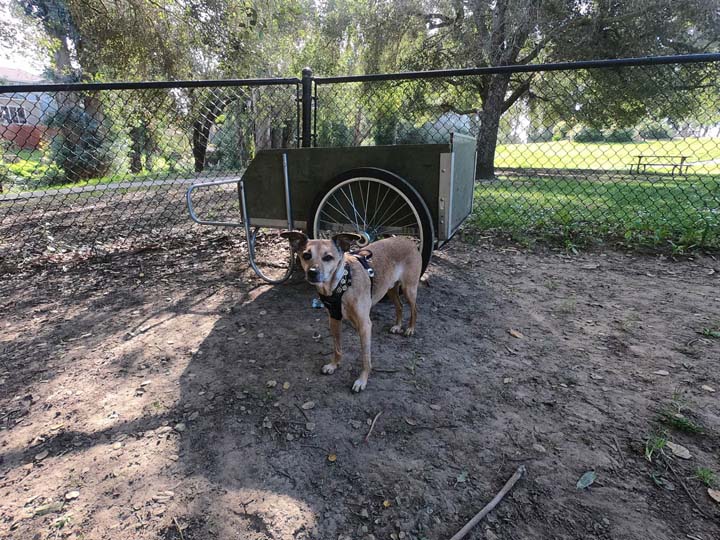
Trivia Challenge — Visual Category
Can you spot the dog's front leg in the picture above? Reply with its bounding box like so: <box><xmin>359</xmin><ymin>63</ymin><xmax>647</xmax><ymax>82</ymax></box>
<box><xmin>322</xmin><ymin>317</ymin><xmax>342</xmax><ymax>375</ymax></box>
<box><xmin>352</xmin><ymin>319</ymin><xmax>372</xmax><ymax>392</ymax></box>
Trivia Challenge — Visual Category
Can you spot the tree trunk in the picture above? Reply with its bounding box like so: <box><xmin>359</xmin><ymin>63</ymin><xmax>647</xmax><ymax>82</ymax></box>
<box><xmin>476</xmin><ymin>73</ymin><xmax>511</xmax><ymax>179</ymax></box>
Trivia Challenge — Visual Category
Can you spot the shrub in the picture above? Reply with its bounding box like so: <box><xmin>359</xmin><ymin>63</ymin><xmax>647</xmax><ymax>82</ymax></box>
<box><xmin>552</xmin><ymin>121</ymin><xmax>570</xmax><ymax>141</ymax></box>
<box><xmin>571</xmin><ymin>126</ymin><xmax>605</xmax><ymax>143</ymax></box>
<box><xmin>603</xmin><ymin>127</ymin><xmax>635</xmax><ymax>143</ymax></box>
<box><xmin>48</xmin><ymin>107</ymin><xmax>117</xmax><ymax>184</ymax></box>
<box><xmin>396</xmin><ymin>121</ymin><xmax>432</xmax><ymax>144</ymax></box>
<box><xmin>638</xmin><ymin>122</ymin><xmax>673</xmax><ymax>140</ymax></box>
<box><xmin>318</xmin><ymin>120</ymin><xmax>354</xmax><ymax>147</ymax></box>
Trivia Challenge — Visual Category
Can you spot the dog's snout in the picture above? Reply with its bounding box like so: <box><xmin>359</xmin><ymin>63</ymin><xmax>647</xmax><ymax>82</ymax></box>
<box><xmin>307</xmin><ymin>267</ymin><xmax>319</xmax><ymax>281</ymax></box>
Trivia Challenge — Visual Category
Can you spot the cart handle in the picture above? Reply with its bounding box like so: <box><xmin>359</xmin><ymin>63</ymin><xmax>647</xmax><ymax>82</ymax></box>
<box><xmin>186</xmin><ymin>177</ymin><xmax>244</xmax><ymax>227</ymax></box>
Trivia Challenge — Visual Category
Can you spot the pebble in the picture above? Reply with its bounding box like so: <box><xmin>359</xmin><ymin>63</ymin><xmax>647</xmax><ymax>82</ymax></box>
<box><xmin>34</xmin><ymin>450</ymin><xmax>49</xmax><ymax>461</ymax></box>
<box><xmin>701</xmin><ymin>385</ymin><xmax>716</xmax><ymax>393</ymax></box>
<box><xmin>188</xmin><ymin>411</ymin><xmax>199</xmax><ymax>421</ymax></box>
<box><xmin>301</xmin><ymin>401</ymin><xmax>316</xmax><ymax>410</ymax></box>
<box><xmin>64</xmin><ymin>490</ymin><xmax>80</xmax><ymax>501</ymax></box>
<box><xmin>174</xmin><ymin>423</ymin><xmax>186</xmax><ymax>432</ymax></box>
<box><xmin>532</xmin><ymin>443</ymin><xmax>547</xmax><ymax>453</ymax></box>
<box><xmin>267</xmin><ymin>380</ymin><xmax>277</xmax><ymax>388</ymax></box>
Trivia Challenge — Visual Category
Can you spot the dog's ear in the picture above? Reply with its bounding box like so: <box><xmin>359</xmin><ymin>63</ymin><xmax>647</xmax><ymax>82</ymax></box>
<box><xmin>280</xmin><ymin>230</ymin><xmax>308</xmax><ymax>252</ymax></box>
<box><xmin>332</xmin><ymin>232</ymin><xmax>363</xmax><ymax>252</ymax></box>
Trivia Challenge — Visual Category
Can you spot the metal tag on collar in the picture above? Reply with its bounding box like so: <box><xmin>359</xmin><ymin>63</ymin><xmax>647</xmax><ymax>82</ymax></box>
<box><xmin>367</xmin><ymin>268</ymin><xmax>375</xmax><ymax>278</ymax></box>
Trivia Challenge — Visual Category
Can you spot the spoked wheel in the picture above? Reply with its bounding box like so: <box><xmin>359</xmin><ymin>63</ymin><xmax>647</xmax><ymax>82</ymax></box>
<box><xmin>309</xmin><ymin>168</ymin><xmax>434</xmax><ymax>274</ymax></box>
<box><xmin>247</xmin><ymin>226</ymin><xmax>295</xmax><ymax>284</ymax></box>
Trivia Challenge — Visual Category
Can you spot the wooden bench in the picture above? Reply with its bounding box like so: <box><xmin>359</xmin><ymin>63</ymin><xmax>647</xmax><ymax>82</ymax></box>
<box><xmin>630</xmin><ymin>155</ymin><xmax>689</xmax><ymax>177</ymax></box>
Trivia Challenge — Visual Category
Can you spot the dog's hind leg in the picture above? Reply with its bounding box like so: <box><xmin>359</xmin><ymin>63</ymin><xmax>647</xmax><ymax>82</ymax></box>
<box><xmin>387</xmin><ymin>284</ymin><xmax>404</xmax><ymax>334</ymax></box>
<box><xmin>322</xmin><ymin>317</ymin><xmax>342</xmax><ymax>375</ymax></box>
<box><xmin>401</xmin><ymin>281</ymin><xmax>418</xmax><ymax>337</ymax></box>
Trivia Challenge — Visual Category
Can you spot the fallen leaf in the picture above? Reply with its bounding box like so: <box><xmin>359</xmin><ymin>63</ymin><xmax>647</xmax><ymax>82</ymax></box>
<box><xmin>456</xmin><ymin>471</ymin><xmax>468</xmax><ymax>483</ymax></box>
<box><xmin>576</xmin><ymin>471</ymin><xmax>597</xmax><ymax>489</ymax></box>
<box><xmin>429</xmin><ymin>404</ymin><xmax>441</xmax><ymax>411</ymax></box>
<box><xmin>34</xmin><ymin>450</ymin><xmax>49</xmax><ymax>461</ymax></box>
<box><xmin>653</xmin><ymin>370</ymin><xmax>670</xmax><ymax>376</ymax></box>
<box><xmin>64</xmin><ymin>491</ymin><xmax>80</xmax><ymax>501</ymax></box>
<box><xmin>33</xmin><ymin>502</ymin><xmax>64</xmax><ymax>516</ymax></box>
<box><xmin>708</xmin><ymin>489</ymin><xmax>720</xmax><ymax>504</ymax></box>
<box><xmin>327</xmin><ymin>454</ymin><xmax>337</xmax><ymax>462</ymax></box>
<box><xmin>266</xmin><ymin>380</ymin><xmax>277</xmax><ymax>388</ymax></box>
<box><xmin>404</xmin><ymin>418</ymin><xmax>417</xmax><ymax>426</ymax></box>
<box><xmin>282</xmin><ymin>382</ymin><xmax>290</xmax><ymax>390</ymax></box>
<box><xmin>301</xmin><ymin>401</ymin><xmax>315</xmax><ymax>410</ymax></box>
<box><xmin>666</xmin><ymin>441</ymin><xmax>691</xmax><ymax>459</ymax></box>
<box><xmin>532</xmin><ymin>443</ymin><xmax>547</xmax><ymax>453</ymax></box>
<box><xmin>590</xmin><ymin>373</ymin><xmax>604</xmax><ymax>380</ymax></box>
<box><xmin>382</xmin><ymin>500</ymin><xmax>391</xmax><ymax>509</ymax></box>
<box><xmin>508</xmin><ymin>329</ymin><xmax>525</xmax><ymax>339</ymax></box>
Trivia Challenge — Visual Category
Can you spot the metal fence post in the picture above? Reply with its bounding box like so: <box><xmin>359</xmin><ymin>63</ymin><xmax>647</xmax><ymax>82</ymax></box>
<box><xmin>301</xmin><ymin>67</ymin><xmax>313</xmax><ymax>147</ymax></box>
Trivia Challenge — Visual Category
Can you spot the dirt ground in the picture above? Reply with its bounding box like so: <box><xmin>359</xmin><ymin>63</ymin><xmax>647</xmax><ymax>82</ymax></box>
<box><xmin>1</xmin><ymin>233</ymin><xmax>719</xmax><ymax>540</ymax></box>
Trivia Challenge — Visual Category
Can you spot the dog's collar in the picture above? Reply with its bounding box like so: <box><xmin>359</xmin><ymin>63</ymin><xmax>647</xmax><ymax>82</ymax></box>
<box><xmin>318</xmin><ymin>264</ymin><xmax>351</xmax><ymax>320</ymax></box>
<box><xmin>317</xmin><ymin>251</ymin><xmax>375</xmax><ymax>321</ymax></box>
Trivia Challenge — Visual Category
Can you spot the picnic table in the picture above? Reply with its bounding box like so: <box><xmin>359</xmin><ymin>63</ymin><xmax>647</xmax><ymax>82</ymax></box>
<box><xmin>630</xmin><ymin>154</ymin><xmax>689</xmax><ymax>177</ymax></box>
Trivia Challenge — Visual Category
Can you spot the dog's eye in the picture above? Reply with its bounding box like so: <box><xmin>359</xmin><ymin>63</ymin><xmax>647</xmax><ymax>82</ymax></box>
<box><xmin>322</xmin><ymin>255</ymin><xmax>334</xmax><ymax>262</ymax></box>
<box><xmin>302</xmin><ymin>252</ymin><xmax>312</xmax><ymax>261</ymax></box>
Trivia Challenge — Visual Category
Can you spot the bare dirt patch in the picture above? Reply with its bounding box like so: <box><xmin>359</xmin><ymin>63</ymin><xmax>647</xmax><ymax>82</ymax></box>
<box><xmin>1</xmin><ymin>236</ymin><xmax>719</xmax><ymax>540</ymax></box>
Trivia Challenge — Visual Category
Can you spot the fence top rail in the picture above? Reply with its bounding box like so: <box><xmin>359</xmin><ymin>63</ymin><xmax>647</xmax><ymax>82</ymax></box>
<box><xmin>0</xmin><ymin>76</ymin><xmax>301</xmax><ymax>94</ymax></box>
<box><xmin>313</xmin><ymin>53</ymin><xmax>720</xmax><ymax>84</ymax></box>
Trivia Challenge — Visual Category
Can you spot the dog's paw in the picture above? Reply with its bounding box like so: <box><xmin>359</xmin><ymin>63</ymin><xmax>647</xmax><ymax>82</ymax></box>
<box><xmin>351</xmin><ymin>378</ymin><xmax>367</xmax><ymax>392</ymax></box>
<box><xmin>390</xmin><ymin>325</ymin><xmax>403</xmax><ymax>334</ymax></box>
<box><xmin>322</xmin><ymin>363</ymin><xmax>338</xmax><ymax>375</ymax></box>
<box><xmin>404</xmin><ymin>327</ymin><xmax>415</xmax><ymax>337</ymax></box>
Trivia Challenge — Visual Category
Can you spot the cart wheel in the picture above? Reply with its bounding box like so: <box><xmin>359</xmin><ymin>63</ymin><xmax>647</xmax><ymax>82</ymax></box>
<box><xmin>308</xmin><ymin>168</ymin><xmax>434</xmax><ymax>274</ymax></box>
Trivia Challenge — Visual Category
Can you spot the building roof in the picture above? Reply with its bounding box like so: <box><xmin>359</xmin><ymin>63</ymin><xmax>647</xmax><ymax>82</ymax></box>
<box><xmin>0</xmin><ymin>66</ymin><xmax>45</xmax><ymax>84</ymax></box>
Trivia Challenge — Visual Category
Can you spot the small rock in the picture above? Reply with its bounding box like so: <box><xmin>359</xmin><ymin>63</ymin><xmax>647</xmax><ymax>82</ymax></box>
<box><xmin>266</xmin><ymin>380</ymin><xmax>277</xmax><ymax>388</ymax></box>
<box><xmin>259</xmin><ymin>310</ymin><xmax>267</xmax><ymax>316</ymax></box>
<box><xmin>257</xmin><ymin>332</ymin><xmax>265</xmax><ymax>338</ymax></box>
<box><xmin>301</xmin><ymin>401</ymin><xmax>316</xmax><ymax>410</ymax></box>
<box><xmin>34</xmin><ymin>450</ymin><xmax>49</xmax><ymax>461</ymax></box>
<box><xmin>532</xmin><ymin>443</ymin><xmax>547</xmax><ymax>453</ymax></box>
<box><xmin>64</xmin><ymin>491</ymin><xmax>80</xmax><ymax>501</ymax></box>
<box><xmin>360</xmin><ymin>509</ymin><xmax>369</xmax><ymax>518</ymax></box>
<box><xmin>503</xmin><ymin>377</ymin><xmax>513</xmax><ymax>384</ymax></box>
<box><xmin>286</xmin><ymin>434</ymin><xmax>294</xmax><ymax>441</ymax></box>
<box><xmin>140</xmin><ymin>380</ymin><xmax>152</xmax><ymax>387</ymax></box>
<box><xmin>112</xmin><ymin>442</ymin><xmax>123</xmax><ymax>450</ymax></box>
<box><xmin>188</xmin><ymin>411</ymin><xmax>199</xmax><ymax>421</ymax></box>
<box><xmin>653</xmin><ymin>370</ymin><xmax>670</xmax><ymax>376</ymax></box>
<box><xmin>429</xmin><ymin>404</ymin><xmax>441</xmax><ymax>411</ymax></box>
<box><xmin>708</xmin><ymin>488</ymin><xmax>720</xmax><ymax>504</ymax></box>
<box><xmin>590</xmin><ymin>373</ymin><xmax>604</xmax><ymax>380</ymax></box>
<box><xmin>283</xmin><ymin>382</ymin><xmax>290</xmax><ymax>390</ymax></box>
<box><xmin>156</xmin><ymin>426</ymin><xmax>173</xmax><ymax>434</ymax></box>
<box><xmin>174</xmin><ymin>423</ymin><xmax>186</xmax><ymax>432</ymax></box>
<box><xmin>327</xmin><ymin>454</ymin><xmax>337</xmax><ymax>462</ymax></box>
<box><xmin>701</xmin><ymin>385</ymin><xmax>716</xmax><ymax>393</ymax></box>
<box><xmin>350</xmin><ymin>420</ymin><xmax>362</xmax><ymax>429</ymax></box>
<box><xmin>508</xmin><ymin>329</ymin><xmax>525</xmax><ymax>339</ymax></box>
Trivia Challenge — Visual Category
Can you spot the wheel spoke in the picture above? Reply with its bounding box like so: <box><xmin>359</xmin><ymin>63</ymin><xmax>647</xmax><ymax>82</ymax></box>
<box><xmin>372</xmin><ymin>191</ymin><xmax>401</xmax><ymax>228</ymax></box>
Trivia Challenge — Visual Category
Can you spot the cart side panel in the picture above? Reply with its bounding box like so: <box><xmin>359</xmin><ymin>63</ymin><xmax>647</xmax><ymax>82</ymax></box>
<box><xmin>449</xmin><ymin>134</ymin><xmax>477</xmax><ymax>236</ymax></box>
<box><xmin>242</xmin><ymin>144</ymin><xmax>450</xmax><ymax>229</ymax></box>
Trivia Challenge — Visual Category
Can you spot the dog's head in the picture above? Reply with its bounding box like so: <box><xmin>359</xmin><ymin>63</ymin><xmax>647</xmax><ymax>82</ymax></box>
<box><xmin>281</xmin><ymin>231</ymin><xmax>362</xmax><ymax>284</ymax></box>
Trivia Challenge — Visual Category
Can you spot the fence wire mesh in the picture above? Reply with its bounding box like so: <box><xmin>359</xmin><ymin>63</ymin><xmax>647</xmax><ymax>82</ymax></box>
<box><xmin>0</xmin><ymin>81</ymin><xmax>299</xmax><ymax>264</ymax></box>
<box><xmin>315</xmin><ymin>60</ymin><xmax>720</xmax><ymax>250</ymax></box>
<box><xmin>1</xmin><ymin>57</ymin><xmax>719</xmax><ymax>268</ymax></box>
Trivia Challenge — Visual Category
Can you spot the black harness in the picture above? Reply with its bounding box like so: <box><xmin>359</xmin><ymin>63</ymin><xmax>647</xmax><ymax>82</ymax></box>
<box><xmin>318</xmin><ymin>251</ymin><xmax>374</xmax><ymax>321</ymax></box>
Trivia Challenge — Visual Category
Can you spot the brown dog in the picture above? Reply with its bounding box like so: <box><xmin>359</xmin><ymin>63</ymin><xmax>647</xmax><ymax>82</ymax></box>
<box><xmin>280</xmin><ymin>231</ymin><xmax>422</xmax><ymax>392</ymax></box>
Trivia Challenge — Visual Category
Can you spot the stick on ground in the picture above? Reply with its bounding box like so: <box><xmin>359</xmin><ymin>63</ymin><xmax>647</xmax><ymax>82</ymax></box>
<box><xmin>449</xmin><ymin>465</ymin><xmax>526</xmax><ymax>540</ymax></box>
<box><xmin>364</xmin><ymin>411</ymin><xmax>383</xmax><ymax>443</ymax></box>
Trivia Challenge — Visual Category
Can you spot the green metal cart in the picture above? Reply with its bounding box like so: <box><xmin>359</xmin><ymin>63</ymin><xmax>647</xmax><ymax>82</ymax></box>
<box><xmin>187</xmin><ymin>133</ymin><xmax>477</xmax><ymax>283</ymax></box>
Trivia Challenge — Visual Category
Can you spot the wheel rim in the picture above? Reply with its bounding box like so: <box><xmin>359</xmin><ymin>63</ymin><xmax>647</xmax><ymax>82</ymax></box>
<box><xmin>313</xmin><ymin>177</ymin><xmax>424</xmax><ymax>251</ymax></box>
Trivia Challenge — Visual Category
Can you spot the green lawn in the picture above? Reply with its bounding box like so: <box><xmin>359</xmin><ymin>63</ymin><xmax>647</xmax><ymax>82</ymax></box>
<box><xmin>496</xmin><ymin>138</ymin><xmax>720</xmax><ymax>175</ymax></box>
<box><xmin>470</xmin><ymin>173</ymin><xmax>720</xmax><ymax>250</ymax></box>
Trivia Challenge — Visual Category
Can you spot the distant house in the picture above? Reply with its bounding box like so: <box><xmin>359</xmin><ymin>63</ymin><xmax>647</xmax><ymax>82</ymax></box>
<box><xmin>0</xmin><ymin>67</ymin><xmax>56</xmax><ymax>150</ymax></box>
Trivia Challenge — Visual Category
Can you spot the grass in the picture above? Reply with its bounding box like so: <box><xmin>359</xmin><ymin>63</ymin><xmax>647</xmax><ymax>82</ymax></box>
<box><xmin>694</xmin><ymin>467</ymin><xmax>717</xmax><ymax>488</ymax></box>
<box><xmin>470</xmin><ymin>172</ymin><xmax>720</xmax><ymax>250</ymax></box>
<box><xmin>497</xmin><ymin>138</ymin><xmax>720</xmax><ymax>174</ymax></box>
<box><xmin>657</xmin><ymin>393</ymin><xmax>705</xmax><ymax>434</ymax></box>
<box><xmin>645</xmin><ymin>434</ymin><xmax>668</xmax><ymax>462</ymax></box>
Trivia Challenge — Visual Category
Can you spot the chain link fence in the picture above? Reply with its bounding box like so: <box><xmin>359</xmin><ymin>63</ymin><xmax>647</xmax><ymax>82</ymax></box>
<box><xmin>2</xmin><ymin>55</ymin><xmax>719</xmax><ymax>267</ymax></box>
<box><xmin>315</xmin><ymin>56</ymin><xmax>720</xmax><ymax>250</ymax></box>
<box><xmin>0</xmin><ymin>79</ymin><xmax>299</xmax><ymax>264</ymax></box>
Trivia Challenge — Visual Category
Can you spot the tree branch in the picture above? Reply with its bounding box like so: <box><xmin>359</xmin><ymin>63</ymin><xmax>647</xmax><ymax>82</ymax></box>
<box><xmin>502</xmin><ymin>76</ymin><xmax>533</xmax><ymax>113</ymax></box>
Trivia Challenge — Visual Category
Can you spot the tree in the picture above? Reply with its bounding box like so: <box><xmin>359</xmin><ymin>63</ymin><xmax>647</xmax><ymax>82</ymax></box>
<box><xmin>351</xmin><ymin>0</ymin><xmax>720</xmax><ymax>177</ymax></box>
